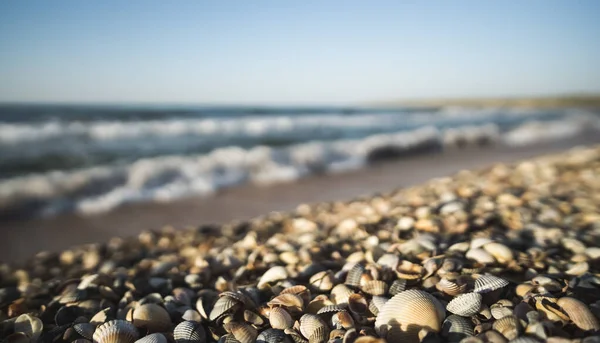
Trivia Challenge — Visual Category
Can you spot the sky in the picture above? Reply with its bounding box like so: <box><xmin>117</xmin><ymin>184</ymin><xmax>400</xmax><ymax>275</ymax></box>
<box><xmin>0</xmin><ymin>1</ymin><xmax>599</xmax><ymax>105</ymax></box>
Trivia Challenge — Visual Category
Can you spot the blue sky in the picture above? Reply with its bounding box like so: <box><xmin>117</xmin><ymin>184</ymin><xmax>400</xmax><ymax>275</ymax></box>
<box><xmin>1</xmin><ymin>1</ymin><xmax>599</xmax><ymax>104</ymax></box>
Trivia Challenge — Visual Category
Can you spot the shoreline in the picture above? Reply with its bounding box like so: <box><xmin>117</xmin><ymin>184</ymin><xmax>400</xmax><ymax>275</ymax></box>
<box><xmin>1</xmin><ymin>134</ymin><xmax>599</xmax><ymax>264</ymax></box>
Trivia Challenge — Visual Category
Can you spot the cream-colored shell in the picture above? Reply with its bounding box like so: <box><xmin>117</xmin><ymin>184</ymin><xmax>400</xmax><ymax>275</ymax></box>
<box><xmin>374</xmin><ymin>290</ymin><xmax>445</xmax><ymax>341</ymax></box>
<box><xmin>557</xmin><ymin>297</ymin><xmax>600</xmax><ymax>331</ymax></box>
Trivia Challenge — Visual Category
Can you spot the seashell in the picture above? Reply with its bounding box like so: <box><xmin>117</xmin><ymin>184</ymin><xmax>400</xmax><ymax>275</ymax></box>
<box><xmin>377</xmin><ymin>254</ymin><xmax>400</xmax><ymax>270</ymax></box>
<box><xmin>330</xmin><ymin>284</ymin><xmax>354</xmax><ymax>305</ymax></box>
<box><xmin>329</xmin><ymin>328</ymin><xmax>346</xmax><ymax>340</ymax></box>
<box><xmin>565</xmin><ymin>262</ymin><xmax>589</xmax><ymax>276</ymax></box>
<box><xmin>436</xmin><ymin>278</ymin><xmax>467</xmax><ymax>296</ymax></box>
<box><xmin>308</xmin><ymin>325</ymin><xmax>327</xmax><ymax>343</ymax></box>
<box><xmin>446</xmin><ymin>292</ymin><xmax>482</xmax><ymax>317</ymax></box>
<box><xmin>257</xmin><ymin>328</ymin><xmax>293</xmax><ymax>343</ymax></box>
<box><xmin>268</xmin><ymin>294</ymin><xmax>304</xmax><ymax>315</ymax></box>
<box><xmin>492</xmin><ymin>315</ymin><xmax>522</xmax><ymax>340</ymax></box>
<box><xmin>448</xmin><ymin>242</ymin><xmax>470</xmax><ymax>253</ymax></box>
<box><xmin>91</xmin><ymin>308</ymin><xmax>113</xmax><ymax>325</ymax></box>
<box><xmin>353</xmin><ymin>338</ymin><xmax>386</xmax><ymax>343</ymax></box>
<box><xmin>280</xmin><ymin>285</ymin><xmax>311</xmax><ymax>305</ymax></box>
<box><xmin>132</xmin><ymin>303</ymin><xmax>172</xmax><ymax>333</ymax></box>
<box><xmin>56</xmin><ymin>304</ymin><xmax>84</xmax><ymax>325</ymax></box>
<box><xmin>135</xmin><ymin>333</ymin><xmax>168</xmax><ymax>343</ymax></box>
<box><xmin>209</xmin><ymin>296</ymin><xmax>242</xmax><ymax>321</ymax></box>
<box><xmin>93</xmin><ymin>320</ymin><xmax>139</xmax><ymax>343</ymax></box>
<box><xmin>284</xmin><ymin>328</ymin><xmax>308</xmax><ymax>343</ymax></box>
<box><xmin>348</xmin><ymin>293</ymin><xmax>368</xmax><ymax>315</ymax></box>
<box><xmin>14</xmin><ymin>314</ymin><xmax>43</xmax><ymax>341</ymax></box>
<box><xmin>506</xmin><ymin>337</ymin><xmax>539</xmax><ymax>343</ymax></box>
<box><xmin>473</xmin><ymin>275</ymin><xmax>509</xmax><ymax>293</ymax></box>
<box><xmin>440</xmin><ymin>258</ymin><xmax>463</xmax><ymax>273</ymax></box>
<box><xmin>490</xmin><ymin>306</ymin><xmax>513</xmax><ymax>320</ymax></box>
<box><xmin>482</xmin><ymin>243</ymin><xmax>514</xmax><ymax>264</ymax></box>
<box><xmin>299</xmin><ymin>314</ymin><xmax>329</xmax><ymax>340</ymax></box>
<box><xmin>74</xmin><ymin>323</ymin><xmax>97</xmax><ymax>340</ymax></box>
<box><xmin>389</xmin><ymin>279</ymin><xmax>407</xmax><ymax>296</ymax></box>
<box><xmin>533</xmin><ymin>297</ymin><xmax>569</xmax><ymax>323</ymax></box>
<box><xmin>270</xmin><ymin>307</ymin><xmax>294</xmax><ymax>330</ymax></box>
<box><xmin>479</xmin><ymin>330</ymin><xmax>508</xmax><ymax>343</ymax></box>
<box><xmin>368</xmin><ymin>296</ymin><xmax>388</xmax><ymax>316</ymax></box>
<box><xmin>217</xmin><ymin>333</ymin><xmax>239</xmax><ymax>343</ymax></box>
<box><xmin>471</xmin><ymin>238</ymin><xmax>494</xmax><ymax>250</ymax></box>
<box><xmin>173</xmin><ymin>320</ymin><xmax>206</xmax><ymax>343</ymax></box>
<box><xmin>332</xmin><ymin>311</ymin><xmax>354</xmax><ymax>329</ymax></box>
<box><xmin>182</xmin><ymin>309</ymin><xmax>203</xmax><ymax>322</ymax></box>
<box><xmin>441</xmin><ymin>314</ymin><xmax>474</xmax><ymax>343</ymax></box>
<box><xmin>361</xmin><ymin>280</ymin><xmax>388</xmax><ymax>296</ymax></box>
<box><xmin>556</xmin><ymin>297</ymin><xmax>600</xmax><ymax>331</ymax></box>
<box><xmin>196</xmin><ymin>290</ymin><xmax>219</xmax><ymax>320</ymax></box>
<box><xmin>223</xmin><ymin>322</ymin><xmax>258</xmax><ymax>343</ymax></box>
<box><xmin>345</xmin><ymin>264</ymin><xmax>365</xmax><ymax>287</ymax></box>
<box><xmin>374</xmin><ymin>289</ymin><xmax>445</xmax><ymax>341</ymax></box>
<box><xmin>258</xmin><ymin>266</ymin><xmax>289</xmax><ymax>289</ymax></box>
<box><xmin>466</xmin><ymin>249</ymin><xmax>496</xmax><ymax>264</ymax></box>
<box><xmin>309</xmin><ymin>271</ymin><xmax>336</xmax><ymax>292</ymax></box>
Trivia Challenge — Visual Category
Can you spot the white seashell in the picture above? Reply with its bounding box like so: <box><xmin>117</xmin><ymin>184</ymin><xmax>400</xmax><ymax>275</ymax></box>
<box><xmin>473</xmin><ymin>275</ymin><xmax>509</xmax><ymax>293</ymax></box>
<box><xmin>135</xmin><ymin>333</ymin><xmax>167</xmax><ymax>343</ymax></box>
<box><xmin>93</xmin><ymin>320</ymin><xmax>139</xmax><ymax>343</ymax></box>
<box><xmin>173</xmin><ymin>320</ymin><xmax>206</xmax><ymax>343</ymax></box>
<box><xmin>269</xmin><ymin>307</ymin><xmax>294</xmax><ymax>330</ymax></box>
<box><xmin>466</xmin><ymin>248</ymin><xmax>495</xmax><ymax>264</ymax></box>
<box><xmin>446</xmin><ymin>292</ymin><xmax>482</xmax><ymax>317</ymax></box>
<box><xmin>258</xmin><ymin>266</ymin><xmax>289</xmax><ymax>289</ymax></box>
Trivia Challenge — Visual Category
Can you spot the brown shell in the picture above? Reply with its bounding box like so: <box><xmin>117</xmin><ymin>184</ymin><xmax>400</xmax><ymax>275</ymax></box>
<box><xmin>492</xmin><ymin>315</ymin><xmax>522</xmax><ymax>340</ymax></box>
<box><xmin>348</xmin><ymin>293</ymin><xmax>369</xmax><ymax>315</ymax></box>
<box><xmin>299</xmin><ymin>314</ymin><xmax>329</xmax><ymax>340</ymax></box>
<box><xmin>436</xmin><ymin>278</ymin><xmax>467</xmax><ymax>296</ymax></box>
<box><xmin>361</xmin><ymin>280</ymin><xmax>388</xmax><ymax>296</ymax></box>
<box><xmin>557</xmin><ymin>297</ymin><xmax>600</xmax><ymax>331</ymax></box>
<box><xmin>223</xmin><ymin>322</ymin><xmax>258</xmax><ymax>343</ymax></box>
<box><xmin>374</xmin><ymin>290</ymin><xmax>445</xmax><ymax>341</ymax></box>
<box><xmin>309</xmin><ymin>271</ymin><xmax>335</xmax><ymax>292</ymax></box>
<box><xmin>268</xmin><ymin>293</ymin><xmax>304</xmax><ymax>315</ymax></box>
<box><xmin>132</xmin><ymin>303</ymin><xmax>172</xmax><ymax>333</ymax></box>
<box><xmin>330</xmin><ymin>284</ymin><xmax>354</xmax><ymax>305</ymax></box>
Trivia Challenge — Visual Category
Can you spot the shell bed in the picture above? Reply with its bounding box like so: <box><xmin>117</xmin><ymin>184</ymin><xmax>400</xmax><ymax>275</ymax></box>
<box><xmin>1</xmin><ymin>146</ymin><xmax>600</xmax><ymax>343</ymax></box>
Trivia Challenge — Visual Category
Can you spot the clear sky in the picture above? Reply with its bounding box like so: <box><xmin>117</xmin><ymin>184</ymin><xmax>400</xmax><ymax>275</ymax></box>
<box><xmin>1</xmin><ymin>1</ymin><xmax>599</xmax><ymax>104</ymax></box>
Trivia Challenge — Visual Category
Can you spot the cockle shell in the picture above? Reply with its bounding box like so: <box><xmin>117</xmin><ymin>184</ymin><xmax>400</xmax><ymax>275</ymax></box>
<box><xmin>345</xmin><ymin>263</ymin><xmax>365</xmax><ymax>287</ymax></box>
<box><xmin>388</xmin><ymin>279</ymin><xmax>407</xmax><ymax>296</ymax></box>
<box><xmin>374</xmin><ymin>290</ymin><xmax>445</xmax><ymax>341</ymax></box>
<box><xmin>556</xmin><ymin>297</ymin><xmax>600</xmax><ymax>331</ymax></box>
<box><xmin>361</xmin><ymin>280</ymin><xmax>388</xmax><ymax>296</ymax></box>
<box><xmin>132</xmin><ymin>303</ymin><xmax>172</xmax><ymax>333</ymax></box>
<box><xmin>446</xmin><ymin>292</ymin><xmax>482</xmax><ymax>317</ymax></box>
<box><xmin>330</xmin><ymin>284</ymin><xmax>354</xmax><ymax>305</ymax></box>
<box><xmin>299</xmin><ymin>314</ymin><xmax>329</xmax><ymax>340</ymax></box>
<box><xmin>473</xmin><ymin>275</ymin><xmax>509</xmax><ymax>293</ymax></box>
<box><xmin>74</xmin><ymin>323</ymin><xmax>97</xmax><ymax>340</ymax></box>
<box><xmin>223</xmin><ymin>322</ymin><xmax>258</xmax><ymax>343</ymax></box>
<box><xmin>173</xmin><ymin>321</ymin><xmax>206</xmax><ymax>343</ymax></box>
<box><xmin>135</xmin><ymin>333</ymin><xmax>168</xmax><ymax>343</ymax></box>
<box><xmin>258</xmin><ymin>266</ymin><xmax>289</xmax><ymax>289</ymax></box>
<box><xmin>93</xmin><ymin>320</ymin><xmax>139</xmax><ymax>343</ymax></box>
<box><xmin>209</xmin><ymin>296</ymin><xmax>242</xmax><ymax>321</ymax></box>
<box><xmin>256</xmin><ymin>328</ymin><xmax>293</xmax><ymax>343</ymax></box>
<box><xmin>492</xmin><ymin>315</ymin><xmax>522</xmax><ymax>340</ymax></box>
<box><xmin>309</xmin><ymin>271</ymin><xmax>335</xmax><ymax>292</ymax></box>
<box><xmin>466</xmin><ymin>249</ymin><xmax>495</xmax><ymax>264</ymax></box>
<box><xmin>348</xmin><ymin>293</ymin><xmax>368</xmax><ymax>315</ymax></box>
<box><xmin>436</xmin><ymin>278</ymin><xmax>467</xmax><ymax>296</ymax></box>
<box><xmin>482</xmin><ymin>243</ymin><xmax>514</xmax><ymax>264</ymax></box>
<box><xmin>268</xmin><ymin>293</ymin><xmax>304</xmax><ymax>315</ymax></box>
<box><xmin>441</xmin><ymin>315</ymin><xmax>474</xmax><ymax>343</ymax></box>
<box><xmin>270</xmin><ymin>307</ymin><xmax>294</xmax><ymax>330</ymax></box>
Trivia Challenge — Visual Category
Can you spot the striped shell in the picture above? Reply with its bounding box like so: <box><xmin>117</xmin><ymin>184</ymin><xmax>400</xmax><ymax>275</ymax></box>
<box><xmin>14</xmin><ymin>314</ymin><xmax>43</xmax><ymax>341</ymax></box>
<box><xmin>223</xmin><ymin>322</ymin><xmax>258</xmax><ymax>343</ymax></box>
<box><xmin>173</xmin><ymin>321</ymin><xmax>206</xmax><ymax>343</ymax></box>
<box><xmin>132</xmin><ymin>303</ymin><xmax>172</xmax><ymax>333</ymax></box>
<box><xmin>135</xmin><ymin>333</ymin><xmax>167</xmax><ymax>343</ymax></box>
<box><xmin>182</xmin><ymin>309</ymin><xmax>202</xmax><ymax>322</ymax></box>
<box><xmin>299</xmin><ymin>314</ymin><xmax>329</xmax><ymax>340</ymax></box>
<box><xmin>474</xmin><ymin>275</ymin><xmax>509</xmax><ymax>293</ymax></box>
<box><xmin>374</xmin><ymin>290</ymin><xmax>445</xmax><ymax>341</ymax></box>
<box><xmin>446</xmin><ymin>292</ymin><xmax>482</xmax><ymax>317</ymax></box>
<box><xmin>330</xmin><ymin>284</ymin><xmax>353</xmax><ymax>305</ymax></box>
<box><xmin>441</xmin><ymin>315</ymin><xmax>474</xmax><ymax>343</ymax></box>
<box><xmin>307</xmin><ymin>325</ymin><xmax>327</xmax><ymax>343</ymax></box>
<box><xmin>256</xmin><ymin>328</ymin><xmax>292</xmax><ymax>343</ymax></box>
<box><xmin>93</xmin><ymin>320</ymin><xmax>139</xmax><ymax>343</ymax></box>
<box><xmin>345</xmin><ymin>263</ymin><xmax>365</xmax><ymax>287</ymax></box>
<box><xmin>361</xmin><ymin>280</ymin><xmax>388</xmax><ymax>296</ymax></box>
<box><xmin>209</xmin><ymin>296</ymin><xmax>242</xmax><ymax>321</ymax></box>
<box><xmin>436</xmin><ymin>278</ymin><xmax>467</xmax><ymax>296</ymax></box>
<box><xmin>268</xmin><ymin>294</ymin><xmax>304</xmax><ymax>315</ymax></box>
<box><xmin>348</xmin><ymin>293</ymin><xmax>368</xmax><ymax>315</ymax></box>
<box><xmin>369</xmin><ymin>296</ymin><xmax>388</xmax><ymax>316</ymax></box>
<box><xmin>556</xmin><ymin>297</ymin><xmax>600</xmax><ymax>331</ymax></box>
<box><xmin>270</xmin><ymin>307</ymin><xmax>294</xmax><ymax>330</ymax></box>
<box><xmin>332</xmin><ymin>311</ymin><xmax>354</xmax><ymax>329</ymax></box>
<box><xmin>376</xmin><ymin>254</ymin><xmax>400</xmax><ymax>270</ymax></box>
<box><xmin>388</xmin><ymin>279</ymin><xmax>407</xmax><ymax>296</ymax></box>
<box><xmin>492</xmin><ymin>315</ymin><xmax>522</xmax><ymax>340</ymax></box>
<box><xmin>73</xmin><ymin>323</ymin><xmax>97</xmax><ymax>340</ymax></box>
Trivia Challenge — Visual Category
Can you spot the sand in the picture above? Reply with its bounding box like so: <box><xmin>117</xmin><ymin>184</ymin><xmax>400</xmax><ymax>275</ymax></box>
<box><xmin>1</xmin><ymin>133</ymin><xmax>599</xmax><ymax>264</ymax></box>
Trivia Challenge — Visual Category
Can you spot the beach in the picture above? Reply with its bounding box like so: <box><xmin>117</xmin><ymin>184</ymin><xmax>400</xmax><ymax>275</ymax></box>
<box><xmin>0</xmin><ymin>139</ymin><xmax>599</xmax><ymax>342</ymax></box>
<box><xmin>1</xmin><ymin>133</ymin><xmax>599</xmax><ymax>264</ymax></box>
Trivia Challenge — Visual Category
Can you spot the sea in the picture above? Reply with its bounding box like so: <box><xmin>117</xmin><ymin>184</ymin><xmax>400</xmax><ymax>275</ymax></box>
<box><xmin>1</xmin><ymin>104</ymin><xmax>599</xmax><ymax>219</ymax></box>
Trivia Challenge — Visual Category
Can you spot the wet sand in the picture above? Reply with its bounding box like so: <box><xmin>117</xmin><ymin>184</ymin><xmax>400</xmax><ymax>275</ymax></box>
<box><xmin>1</xmin><ymin>134</ymin><xmax>599</xmax><ymax>264</ymax></box>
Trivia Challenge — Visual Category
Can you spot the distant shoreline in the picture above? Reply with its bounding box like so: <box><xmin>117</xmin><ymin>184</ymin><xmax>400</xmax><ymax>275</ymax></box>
<box><xmin>378</xmin><ymin>94</ymin><xmax>600</xmax><ymax>109</ymax></box>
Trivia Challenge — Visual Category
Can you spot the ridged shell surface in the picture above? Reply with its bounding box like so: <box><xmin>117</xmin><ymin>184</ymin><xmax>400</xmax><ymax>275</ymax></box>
<box><xmin>74</xmin><ymin>323</ymin><xmax>97</xmax><ymax>340</ymax></box>
<box><xmin>374</xmin><ymin>289</ymin><xmax>445</xmax><ymax>341</ymax></box>
<box><xmin>345</xmin><ymin>263</ymin><xmax>365</xmax><ymax>287</ymax></box>
<box><xmin>388</xmin><ymin>279</ymin><xmax>407</xmax><ymax>296</ymax></box>
<box><xmin>93</xmin><ymin>320</ymin><xmax>139</xmax><ymax>343</ymax></box>
<box><xmin>556</xmin><ymin>297</ymin><xmax>600</xmax><ymax>331</ymax></box>
<box><xmin>224</xmin><ymin>322</ymin><xmax>258</xmax><ymax>343</ymax></box>
<box><xmin>492</xmin><ymin>315</ymin><xmax>522</xmax><ymax>340</ymax></box>
<box><xmin>257</xmin><ymin>328</ymin><xmax>293</xmax><ymax>343</ymax></box>
<box><xmin>446</xmin><ymin>292</ymin><xmax>482</xmax><ymax>317</ymax></box>
<box><xmin>474</xmin><ymin>275</ymin><xmax>509</xmax><ymax>293</ymax></box>
<box><xmin>173</xmin><ymin>321</ymin><xmax>206</xmax><ymax>343</ymax></box>
<box><xmin>209</xmin><ymin>296</ymin><xmax>241</xmax><ymax>321</ymax></box>
<box><xmin>361</xmin><ymin>280</ymin><xmax>388</xmax><ymax>296</ymax></box>
<box><xmin>132</xmin><ymin>303</ymin><xmax>172</xmax><ymax>333</ymax></box>
<box><xmin>299</xmin><ymin>314</ymin><xmax>328</xmax><ymax>340</ymax></box>
<box><xmin>270</xmin><ymin>307</ymin><xmax>294</xmax><ymax>330</ymax></box>
<box><xmin>135</xmin><ymin>333</ymin><xmax>168</xmax><ymax>343</ymax></box>
<box><xmin>441</xmin><ymin>315</ymin><xmax>474</xmax><ymax>343</ymax></box>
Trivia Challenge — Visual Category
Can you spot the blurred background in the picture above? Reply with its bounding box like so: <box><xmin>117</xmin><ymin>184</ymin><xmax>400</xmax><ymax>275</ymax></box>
<box><xmin>1</xmin><ymin>1</ymin><xmax>599</xmax><ymax>260</ymax></box>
